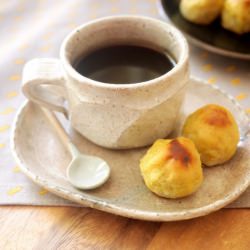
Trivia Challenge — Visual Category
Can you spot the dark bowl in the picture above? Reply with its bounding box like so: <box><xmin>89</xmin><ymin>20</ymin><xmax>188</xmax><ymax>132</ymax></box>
<box><xmin>158</xmin><ymin>0</ymin><xmax>250</xmax><ymax>60</ymax></box>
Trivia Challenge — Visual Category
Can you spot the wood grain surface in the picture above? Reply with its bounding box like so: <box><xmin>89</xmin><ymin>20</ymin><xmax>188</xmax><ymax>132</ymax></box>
<box><xmin>0</xmin><ymin>207</ymin><xmax>249</xmax><ymax>250</ymax></box>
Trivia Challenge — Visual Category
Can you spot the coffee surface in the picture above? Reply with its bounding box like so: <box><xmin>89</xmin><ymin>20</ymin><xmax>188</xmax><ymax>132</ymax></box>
<box><xmin>74</xmin><ymin>45</ymin><xmax>175</xmax><ymax>84</ymax></box>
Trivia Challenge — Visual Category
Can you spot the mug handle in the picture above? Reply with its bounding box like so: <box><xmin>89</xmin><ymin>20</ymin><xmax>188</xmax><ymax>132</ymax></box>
<box><xmin>22</xmin><ymin>58</ymin><xmax>68</xmax><ymax>118</ymax></box>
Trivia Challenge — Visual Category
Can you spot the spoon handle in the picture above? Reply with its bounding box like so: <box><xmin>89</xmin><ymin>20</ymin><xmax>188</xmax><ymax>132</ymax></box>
<box><xmin>41</xmin><ymin>108</ymin><xmax>71</xmax><ymax>149</ymax></box>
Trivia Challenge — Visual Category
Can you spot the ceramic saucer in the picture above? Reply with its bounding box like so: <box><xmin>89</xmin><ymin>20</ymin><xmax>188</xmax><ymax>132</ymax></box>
<box><xmin>11</xmin><ymin>77</ymin><xmax>250</xmax><ymax>221</ymax></box>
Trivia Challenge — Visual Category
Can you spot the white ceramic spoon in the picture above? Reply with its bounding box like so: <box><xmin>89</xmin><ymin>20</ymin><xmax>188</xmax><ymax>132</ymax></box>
<box><xmin>42</xmin><ymin>108</ymin><xmax>110</xmax><ymax>190</ymax></box>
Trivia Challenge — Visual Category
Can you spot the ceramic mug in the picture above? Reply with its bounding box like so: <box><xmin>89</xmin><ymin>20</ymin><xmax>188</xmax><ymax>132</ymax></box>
<box><xmin>22</xmin><ymin>16</ymin><xmax>189</xmax><ymax>149</ymax></box>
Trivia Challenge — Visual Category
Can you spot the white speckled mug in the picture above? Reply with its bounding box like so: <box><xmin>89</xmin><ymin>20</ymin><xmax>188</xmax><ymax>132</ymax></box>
<box><xmin>22</xmin><ymin>16</ymin><xmax>189</xmax><ymax>149</ymax></box>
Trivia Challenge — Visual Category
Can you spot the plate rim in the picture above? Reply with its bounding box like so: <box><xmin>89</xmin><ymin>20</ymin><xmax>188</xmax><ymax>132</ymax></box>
<box><xmin>10</xmin><ymin>77</ymin><xmax>250</xmax><ymax>221</ymax></box>
<box><xmin>157</xmin><ymin>0</ymin><xmax>250</xmax><ymax>60</ymax></box>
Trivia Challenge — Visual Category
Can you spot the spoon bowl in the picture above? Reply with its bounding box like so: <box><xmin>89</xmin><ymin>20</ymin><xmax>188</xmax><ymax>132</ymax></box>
<box><xmin>67</xmin><ymin>143</ymin><xmax>110</xmax><ymax>190</ymax></box>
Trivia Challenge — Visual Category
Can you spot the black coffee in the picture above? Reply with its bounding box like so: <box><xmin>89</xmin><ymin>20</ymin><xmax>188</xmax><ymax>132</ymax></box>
<box><xmin>74</xmin><ymin>45</ymin><xmax>175</xmax><ymax>84</ymax></box>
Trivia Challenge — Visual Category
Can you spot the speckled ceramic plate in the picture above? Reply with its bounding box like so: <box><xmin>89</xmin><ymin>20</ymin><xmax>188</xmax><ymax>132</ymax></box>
<box><xmin>11</xmin><ymin>78</ymin><xmax>250</xmax><ymax>221</ymax></box>
<box><xmin>158</xmin><ymin>0</ymin><xmax>250</xmax><ymax>60</ymax></box>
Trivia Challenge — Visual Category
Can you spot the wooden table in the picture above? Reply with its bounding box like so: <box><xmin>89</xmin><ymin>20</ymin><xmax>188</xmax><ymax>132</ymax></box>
<box><xmin>0</xmin><ymin>207</ymin><xmax>249</xmax><ymax>250</ymax></box>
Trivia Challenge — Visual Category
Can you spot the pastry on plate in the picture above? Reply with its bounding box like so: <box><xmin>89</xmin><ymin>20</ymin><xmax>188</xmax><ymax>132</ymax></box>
<box><xmin>182</xmin><ymin>104</ymin><xmax>239</xmax><ymax>166</ymax></box>
<box><xmin>180</xmin><ymin>0</ymin><xmax>224</xmax><ymax>25</ymax></box>
<box><xmin>140</xmin><ymin>137</ymin><xmax>203</xmax><ymax>199</ymax></box>
<box><xmin>221</xmin><ymin>0</ymin><xmax>250</xmax><ymax>34</ymax></box>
